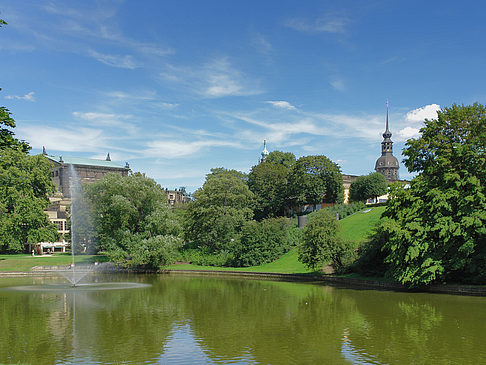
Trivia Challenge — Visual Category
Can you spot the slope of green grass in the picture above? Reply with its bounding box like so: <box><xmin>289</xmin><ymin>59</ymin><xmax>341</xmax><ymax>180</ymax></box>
<box><xmin>338</xmin><ymin>206</ymin><xmax>385</xmax><ymax>245</ymax></box>
<box><xmin>170</xmin><ymin>206</ymin><xmax>385</xmax><ymax>274</ymax></box>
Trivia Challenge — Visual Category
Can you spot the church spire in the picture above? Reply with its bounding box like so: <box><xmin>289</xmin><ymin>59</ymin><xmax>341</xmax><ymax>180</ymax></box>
<box><xmin>383</xmin><ymin>100</ymin><xmax>392</xmax><ymax>139</ymax></box>
<box><xmin>375</xmin><ymin>100</ymin><xmax>399</xmax><ymax>181</ymax></box>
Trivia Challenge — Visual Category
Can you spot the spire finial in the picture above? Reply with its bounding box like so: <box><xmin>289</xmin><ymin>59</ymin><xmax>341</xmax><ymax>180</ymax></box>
<box><xmin>106</xmin><ymin>153</ymin><xmax>111</xmax><ymax>161</ymax></box>
<box><xmin>260</xmin><ymin>139</ymin><xmax>269</xmax><ymax>163</ymax></box>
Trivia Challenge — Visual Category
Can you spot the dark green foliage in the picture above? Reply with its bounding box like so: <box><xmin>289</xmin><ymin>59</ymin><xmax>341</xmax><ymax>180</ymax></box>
<box><xmin>128</xmin><ymin>235</ymin><xmax>182</xmax><ymax>270</ymax></box>
<box><xmin>289</xmin><ymin>155</ymin><xmax>344</xmax><ymax>208</ymax></box>
<box><xmin>349</xmin><ymin>172</ymin><xmax>388</xmax><ymax>202</ymax></box>
<box><xmin>232</xmin><ymin>217</ymin><xmax>297</xmax><ymax>267</ymax></box>
<box><xmin>0</xmin><ymin>105</ymin><xmax>30</xmax><ymax>153</ymax></box>
<box><xmin>298</xmin><ymin>209</ymin><xmax>345</xmax><ymax>270</ymax></box>
<box><xmin>248</xmin><ymin>162</ymin><xmax>290</xmax><ymax>220</ymax></box>
<box><xmin>0</xmin><ymin>148</ymin><xmax>59</xmax><ymax>252</ymax></box>
<box><xmin>377</xmin><ymin>104</ymin><xmax>486</xmax><ymax>286</ymax></box>
<box><xmin>265</xmin><ymin>150</ymin><xmax>296</xmax><ymax>168</ymax></box>
<box><xmin>84</xmin><ymin>173</ymin><xmax>182</xmax><ymax>270</ymax></box>
<box><xmin>352</xmin><ymin>231</ymin><xmax>390</xmax><ymax>277</ymax></box>
<box><xmin>179</xmin><ymin>244</ymin><xmax>234</xmax><ymax>267</ymax></box>
<box><xmin>184</xmin><ymin>168</ymin><xmax>254</xmax><ymax>252</ymax></box>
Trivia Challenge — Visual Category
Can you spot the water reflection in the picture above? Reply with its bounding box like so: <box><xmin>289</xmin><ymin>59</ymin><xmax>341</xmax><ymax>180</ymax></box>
<box><xmin>0</xmin><ymin>275</ymin><xmax>485</xmax><ymax>364</ymax></box>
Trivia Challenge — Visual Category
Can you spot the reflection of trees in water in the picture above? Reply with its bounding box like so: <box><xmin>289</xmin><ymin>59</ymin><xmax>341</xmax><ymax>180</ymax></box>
<box><xmin>175</xmin><ymin>277</ymin><xmax>361</xmax><ymax>364</ymax></box>
<box><xmin>344</xmin><ymin>290</ymin><xmax>486</xmax><ymax>364</ymax></box>
<box><xmin>1</xmin><ymin>276</ymin><xmax>485</xmax><ymax>364</ymax></box>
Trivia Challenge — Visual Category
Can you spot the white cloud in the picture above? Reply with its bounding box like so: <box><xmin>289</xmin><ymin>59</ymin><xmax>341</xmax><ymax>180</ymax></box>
<box><xmin>5</xmin><ymin>91</ymin><xmax>35</xmax><ymax>101</ymax></box>
<box><xmin>87</xmin><ymin>49</ymin><xmax>138</xmax><ymax>69</ymax></box>
<box><xmin>397</xmin><ymin>126</ymin><xmax>421</xmax><ymax>140</ymax></box>
<box><xmin>265</xmin><ymin>101</ymin><xmax>297</xmax><ymax>110</ymax></box>
<box><xmin>405</xmin><ymin>104</ymin><xmax>440</xmax><ymax>123</ymax></box>
<box><xmin>286</xmin><ymin>14</ymin><xmax>349</xmax><ymax>33</ymax></box>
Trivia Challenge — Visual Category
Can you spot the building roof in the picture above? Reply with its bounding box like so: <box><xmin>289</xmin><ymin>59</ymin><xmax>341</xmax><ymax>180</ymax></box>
<box><xmin>46</xmin><ymin>154</ymin><xmax>128</xmax><ymax>169</ymax></box>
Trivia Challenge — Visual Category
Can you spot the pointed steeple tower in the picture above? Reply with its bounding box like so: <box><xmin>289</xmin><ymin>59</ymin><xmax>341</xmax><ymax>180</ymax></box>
<box><xmin>106</xmin><ymin>153</ymin><xmax>111</xmax><ymax>161</ymax></box>
<box><xmin>260</xmin><ymin>139</ymin><xmax>269</xmax><ymax>163</ymax></box>
<box><xmin>375</xmin><ymin>101</ymin><xmax>399</xmax><ymax>181</ymax></box>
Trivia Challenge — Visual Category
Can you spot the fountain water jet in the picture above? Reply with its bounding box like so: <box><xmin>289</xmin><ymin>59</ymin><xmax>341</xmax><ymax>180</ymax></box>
<box><xmin>63</xmin><ymin>164</ymin><xmax>96</xmax><ymax>287</ymax></box>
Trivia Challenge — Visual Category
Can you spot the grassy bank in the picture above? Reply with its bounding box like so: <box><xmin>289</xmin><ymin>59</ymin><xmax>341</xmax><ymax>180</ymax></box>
<box><xmin>0</xmin><ymin>253</ymin><xmax>107</xmax><ymax>272</ymax></box>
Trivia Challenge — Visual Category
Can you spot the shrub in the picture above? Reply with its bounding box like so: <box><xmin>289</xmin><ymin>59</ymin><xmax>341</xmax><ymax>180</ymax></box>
<box><xmin>109</xmin><ymin>234</ymin><xmax>182</xmax><ymax>271</ymax></box>
<box><xmin>298</xmin><ymin>209</ymin><xmax>343</xmax><ymax>270</ymax></box>
<box><xmin>232</xmin><ymin>217</ymin><xmax>295</xmax><ymax>267</ymax></box>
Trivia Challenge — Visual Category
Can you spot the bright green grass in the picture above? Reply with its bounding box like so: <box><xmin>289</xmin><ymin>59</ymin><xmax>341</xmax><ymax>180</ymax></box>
<box><xmin>338</xmin><ymin>206</ymin><xmax>385</xmax><ymax>246</ymax></box>
<box><xmin>169</xmin><ymin>206</ymin><xmax>385</xmax><ymax>274</ymax></box>
<box><xmin>0</xmin><ymin>253</ymin><xmax>107</xmax><ymax>272</ymax></box>
<box><xmin>168</xmin><ymin>249</ymin><xmax>315</xmax><ymax>274</ymax></box>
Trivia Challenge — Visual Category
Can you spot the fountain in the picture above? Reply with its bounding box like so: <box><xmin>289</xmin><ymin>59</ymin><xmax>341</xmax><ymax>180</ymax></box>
<box><xmin>63</xmin><ymin>164</ymin><xmax>96</xmax><ymax>286</ymax></box>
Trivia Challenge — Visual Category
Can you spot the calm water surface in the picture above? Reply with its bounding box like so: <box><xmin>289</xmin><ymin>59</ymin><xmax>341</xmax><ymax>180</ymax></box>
<box><xmin>0</xmin><ymin>274</ymin><xmax>485</xmax><ymax>364</ymax></box>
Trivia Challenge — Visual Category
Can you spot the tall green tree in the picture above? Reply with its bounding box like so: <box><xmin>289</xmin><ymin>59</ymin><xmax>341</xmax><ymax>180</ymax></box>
<box><xmin>288</xmin><ymin>155</ymin><xmax>344</xmax><ymax>209</ymax></box>
<box><xmin>84</xmin><ymin>172</ymin><xmax>182</xmax><ymax>269</ymax></box>
<box><xmin>184</xmin><ymin>168</ymin><xmax>254</xmax><ymax>251</ymax></box>
<box><xmin>298</xmin><ymin>209</ymin><xmax>351</xmax><ymax>271</ymax></box>
<box><xmin>0</xmin><ymin>148</ymin><xmax>59</xmax><ymax>252</ymax></box>
<box><xmin>248</xmin><ymin>151</ymin><xmax>295</xmax><ymax>220</ymax></box>
<box><xmin>378</xmin><ymin>103</ymin><xmax>486</xmax><ymax>286</ymax></box>
<box><xmin>349</xmin><ymin>172</ymin><xmax>388</xmax><ymax>203</ymax></box>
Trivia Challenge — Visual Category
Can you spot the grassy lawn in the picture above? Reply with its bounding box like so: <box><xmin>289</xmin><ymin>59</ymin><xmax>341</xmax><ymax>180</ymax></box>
<box><xmin>169</xmin><ymin>249</ymin><xmax>315</xmax><ymax>274</ymax></box>
<box><xmin>338</xmin><ymin>206</ymin><xmax>385</xmax><ymax>245</ymax></box>
<box><xmin>0</xmin><ymin>253</ymin><xmax>107</xmax><ymax>272</ymax></box>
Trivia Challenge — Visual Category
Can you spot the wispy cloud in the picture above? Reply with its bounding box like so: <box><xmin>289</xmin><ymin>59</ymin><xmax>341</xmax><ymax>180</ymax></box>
<box><xmin>285</xmin><ymin>13</ymin><xmax>349</xmax><ymax>34</ymax></box>
<box><xmin>18</xmin><ymin>125</ymin><xmax>109</xmax><ymax>152</ymax></box>
<box><xmin>265</xmin><ymin>100</ymin><xmax>297</xmax><ymax>110</ymax></box>
<box><xmin>145</xmin><ymin>139</ymin><xmax>241</xmax><ymax>158</ymax></box>
<box><xmin>161</xmin><ymin>57</ymin><xmax>262</xmax><ymax>98</ymax></box>
<box><xmin>72</xmin><ymin>111</ymin><xmax>138</xmax><ymax>134</ymax></box>
<box><xmin>330</xmin><ymin>79</ymin><xmax>345</xmax><ymax>91</ymax></box>
<box><xmin>87</xmin><ymin>49</ymin><xmax>138</xmax><ymax>69</ymax></box>
<box><xmin>5</xmin><ymin>91</ymin><xmax>35</xmax><ymax>101</ymax></box>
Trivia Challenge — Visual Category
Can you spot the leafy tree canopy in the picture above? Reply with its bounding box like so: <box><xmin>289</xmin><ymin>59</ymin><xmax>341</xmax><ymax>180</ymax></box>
<box><xmin>298</xmin><ymin>209</ymin><xmax>351</xmax><ymax>271</ymax></box>
<box><xmin>184</xmin><ymin>168</ymin><xmax>254</xmax><ymax>251</ymax></box>
<box><xmin>349</xmin><ymin>172</ymin><xmax>388</xmax><ymax>202</ymax></box>
<box><xmin>84</xmin><ymin>172</ymin><xmax>182</xmax><ymax>269</ymax></box>
<box><xmin>248</xmin><ymin>161</ymin><xmax>290</xmax><ymax>220</ymax></box>
<box><xmin>288</xmin><ymin>155</ymin><xmax>344</xmax><ymax>207</ymax></box>
<box><xmin>378</xmin><ymin>103</ymin><xmax>486</xmax><ymax>286</ymax></box>
<box><xmin>0</xmin><ymin>148</ymin><xmax>58</xmax><ymax>252</ymax></box>
<box><xmin>265</xmin><ymin>150</ymin><xmax>296</xmax><ymax>168</ymax></box>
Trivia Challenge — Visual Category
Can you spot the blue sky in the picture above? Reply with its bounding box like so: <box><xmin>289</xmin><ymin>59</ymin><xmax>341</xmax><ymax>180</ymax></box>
<box><xmin>1</xmin><ymin>0</ymin><xmax>485</xmax><ymax>192</ymax></box>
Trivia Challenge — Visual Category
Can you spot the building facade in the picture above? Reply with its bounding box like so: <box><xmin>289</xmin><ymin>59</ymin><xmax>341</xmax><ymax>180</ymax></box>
<box><xmin>42</xmin><ymin>151</ymin><xmax>130</xmax><ymax>251</ymax></box>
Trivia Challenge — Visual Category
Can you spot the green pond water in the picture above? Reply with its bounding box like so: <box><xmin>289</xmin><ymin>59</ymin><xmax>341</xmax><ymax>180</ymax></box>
<box><xmin>0</xmin><ymin>273</ymin><xmax>485</xmax><ymax>364</ymax></box>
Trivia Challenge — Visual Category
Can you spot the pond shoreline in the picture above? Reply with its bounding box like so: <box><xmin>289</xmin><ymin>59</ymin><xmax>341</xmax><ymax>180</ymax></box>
<box><xmin>2</xmin><ymin>266</ymin><xmax>485</xmax><ymax>296</ymax></box>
